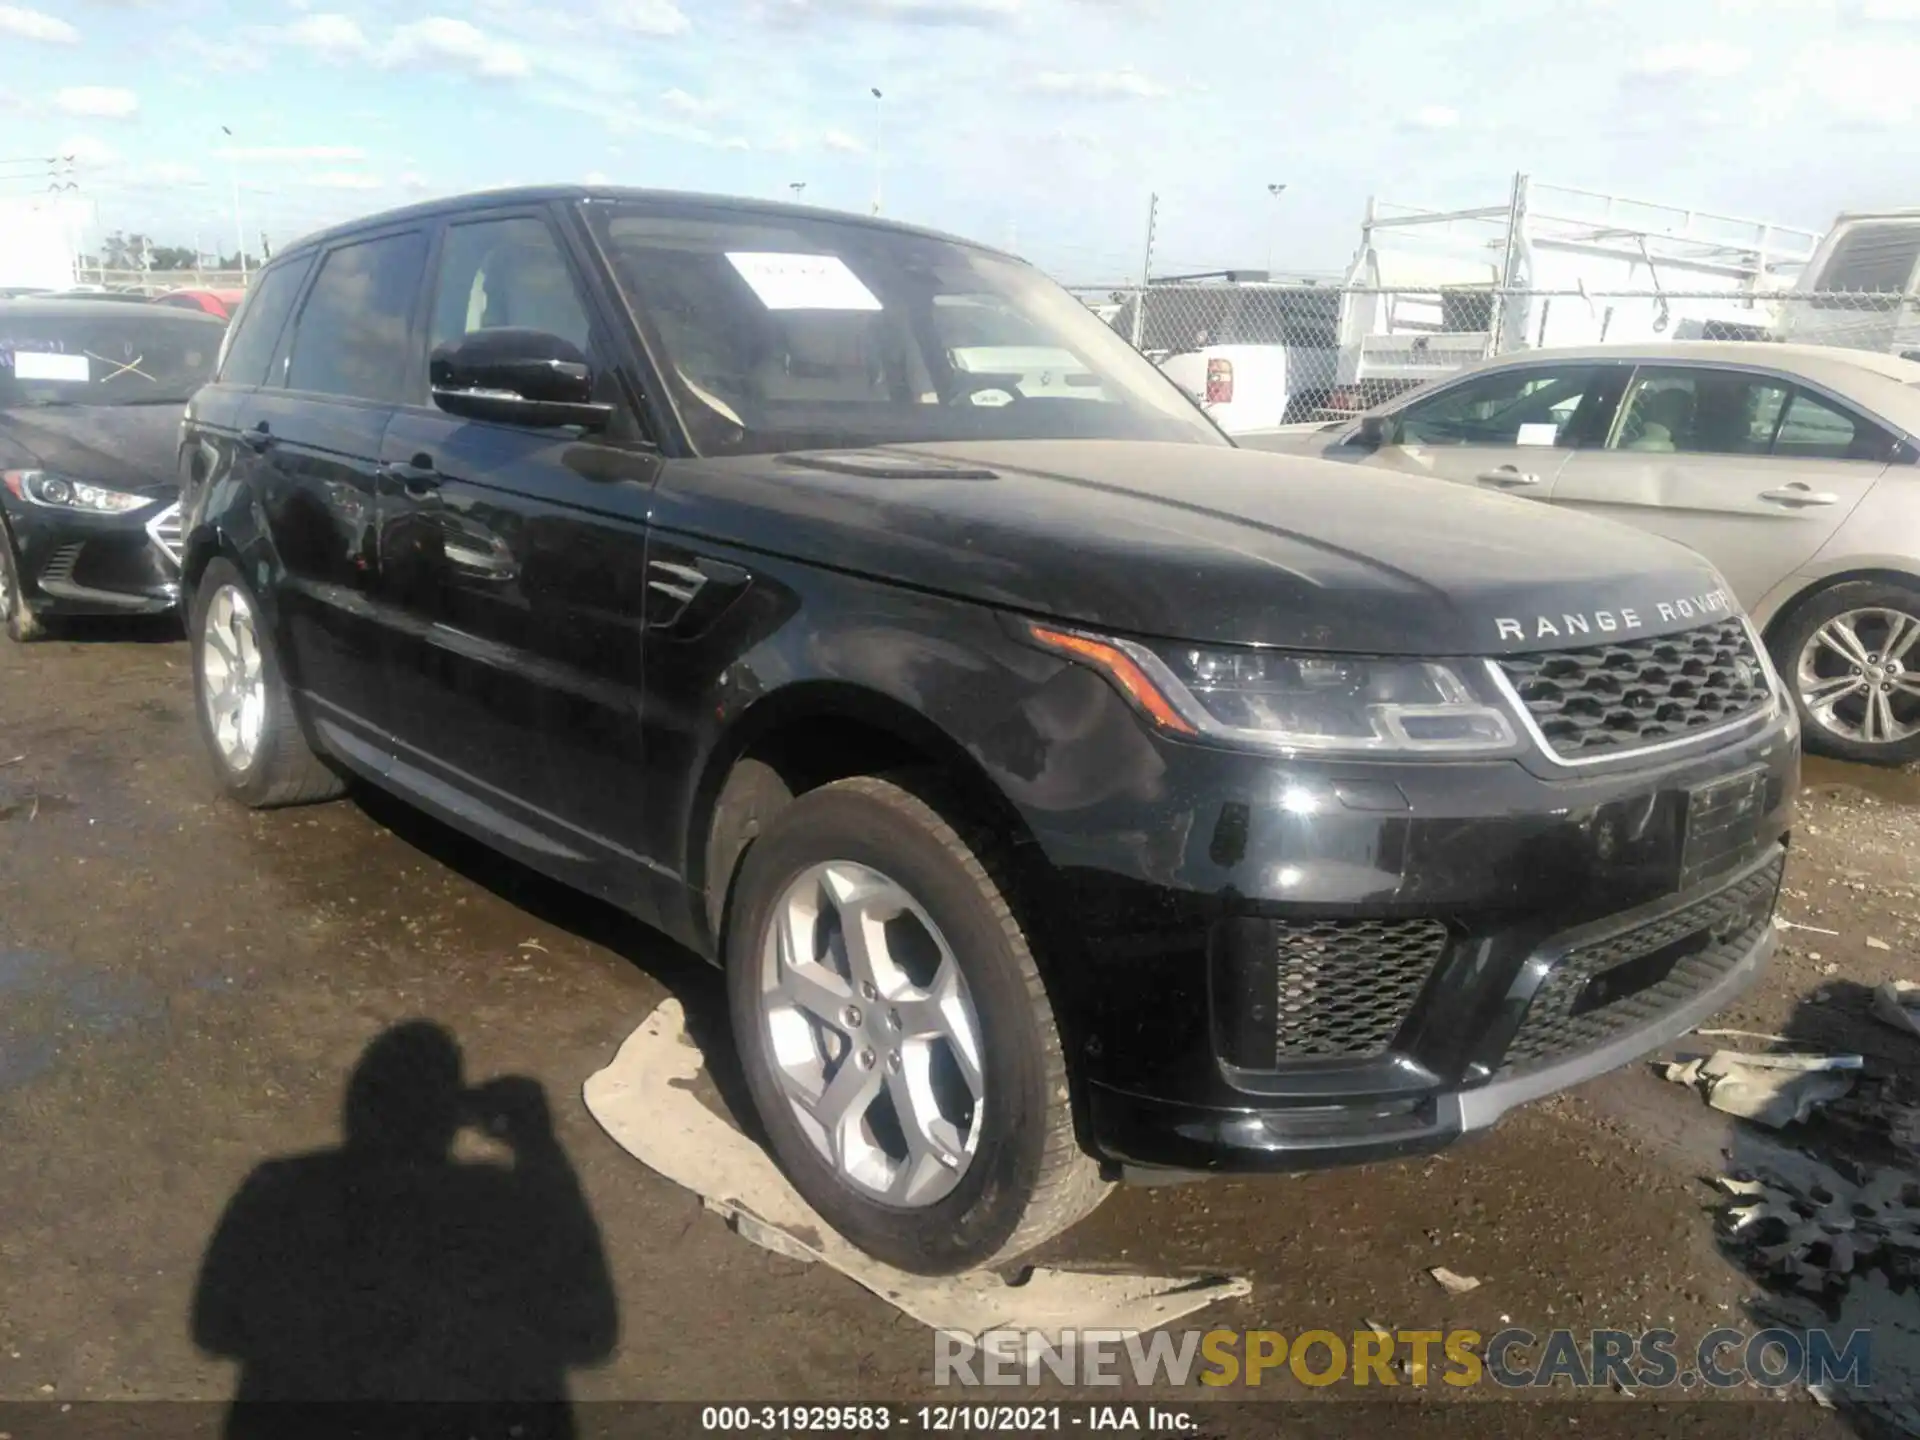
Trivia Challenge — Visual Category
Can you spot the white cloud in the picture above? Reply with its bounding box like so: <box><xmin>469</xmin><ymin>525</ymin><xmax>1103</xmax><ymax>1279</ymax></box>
<box><xmin>148</xmin><ymin>160</ymin><xmax>203</xmax><ymax>185</ymax></box>
<box><xmin>58</xmin><ymin>135</ymin><xmax>119</xmax><ymax>169</ymax></box>
<box><xmin>472</xmin><ymin>0</ymin><xmax>688</xmax><ymax>36</ymax></box>
<box><xmin>55</xmin><ymin>86</ymin><xmax>140</xmax><ymax>120</ymax></box>
<box><xmin>384</xmin><ymin>17</ymin><xmax>529</xmax><ymax>77</ymax></box>
<box><xmin>1801</xmin><ymin>40</ymin><xmax>1920</xmax><ymax>125</ymax></box>
<box><xmin>1630</xmin><ymin>39</ymin><xmax>1751</xmax><ymax>79</ymax></box>
<box><xmin>1033</xmin><ymin>68</ymin><xmax>1170</xmax><ymax>99</ymax></box>
<box><xmin>399</xmin><ymin>170</ymin><xmax>431</xmax><ymax>193</ymax></box>
<box><xmin>1406</xmin><ymin>104</ymin><xmax>1459</xmax><ymax>130</ymax></box>
<box><xmin>285</xmin><ymin>12</ymin><xmax>371</xmax><ymax>58</ymax></box>
<box><xmin>721</xmin><ymin>136</ymin><xmax>751</xmax><ymax>150</ymax></box>
<box><xmin>823</xmin><ymin>128</ymin><xmax>866</xmax><ymax>152</ymax></box>
<box><xmin>0</xmin><ymin>5</ymin><xmax>76</xmax><ymax>44</ymax></box>
<box><xmin>306</xmin><ymin>170</ymin><xmax>385</xmax><ymax>190</ymax></box>
<box><xmin>662</xmin><ymin>87</ymin><xmax>724</xmax><ymax>119</ymax></box>
<box><xmin>167</xmin><ymin>31</ymin><xmax>267</xmax><ymax>72</ymax></box>
<box><xmin>218</xmin><ymin>144</ymin><xmax>367</xmax><ymax>161</ymax></box>
<box><xmin>584</xmin><ymin>170</ymin><xmax>613</xmax><ymax>184</ymax></box>
<box><xmin>770</xmin><ymin>0</ymin><xmax>1019</xmax><ymax>22</ymax></box>
<box><xmin>602</xmin><ymin>0</ymin><xmax>689</xmax><ymax>33</ymax></box>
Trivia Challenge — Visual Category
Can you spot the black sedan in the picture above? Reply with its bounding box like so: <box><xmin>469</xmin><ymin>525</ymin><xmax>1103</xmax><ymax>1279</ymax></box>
<box><xmin>0</xmin><ymin>300</ymin><xmax>225</xmax><ymax>640</ymax></box>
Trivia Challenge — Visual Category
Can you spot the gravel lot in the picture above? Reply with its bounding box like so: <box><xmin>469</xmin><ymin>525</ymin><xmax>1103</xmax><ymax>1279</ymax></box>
<box><xmin>2</xmin><ymin>623</ymin><xmax>1916</xmax><ymax>1437</ymax></box>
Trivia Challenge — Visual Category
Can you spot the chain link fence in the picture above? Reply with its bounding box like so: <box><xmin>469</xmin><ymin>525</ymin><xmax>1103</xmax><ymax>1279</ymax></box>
<box><xmin>1070</xmin><ymin>283</ymin><xmax>1919</xmax><ymax>426</ymax></box>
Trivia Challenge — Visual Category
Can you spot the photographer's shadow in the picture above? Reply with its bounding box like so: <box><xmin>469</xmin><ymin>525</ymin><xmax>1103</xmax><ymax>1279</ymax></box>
<box><xmin>191</xmin><ymin>1022</ymin><xmax>617</xmax><ymax>1439</ymax></box>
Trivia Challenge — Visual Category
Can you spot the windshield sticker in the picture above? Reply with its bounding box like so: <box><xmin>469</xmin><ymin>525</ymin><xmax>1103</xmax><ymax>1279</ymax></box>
<box><xmin>13</xmin><ymin>351</ymin><xmax>90</xmax><ymax>382</ymax></box>
<box><xmin>726</xmin><ymin>252</ymin><xmax>884</xmax><ymax>312</ymax></box>
<box><xmin>1515</xmin><ymin>422</ymin><xmax>1559</xmax><ymax>447</ymax></box>
<box><xmin>967</xmin><ymin>388</ymin><xmax>1016</xmax><ymax>407</ymax></box>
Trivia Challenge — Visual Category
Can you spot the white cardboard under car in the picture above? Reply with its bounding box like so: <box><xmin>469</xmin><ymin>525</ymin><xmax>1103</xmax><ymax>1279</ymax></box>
<box><xmin>584</xmin><ymin>1000</ymin><xmax>1250</xmax><ymax>1346</ymax></box>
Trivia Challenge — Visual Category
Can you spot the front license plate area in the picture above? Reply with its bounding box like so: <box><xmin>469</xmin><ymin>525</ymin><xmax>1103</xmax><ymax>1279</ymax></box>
<box><xmin>1680</xmin><ymin>765</ymin><xmax>1769</xmax><ymax>888</ymax></box>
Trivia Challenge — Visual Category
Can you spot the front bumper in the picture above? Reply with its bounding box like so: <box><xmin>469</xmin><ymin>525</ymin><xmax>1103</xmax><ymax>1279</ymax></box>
<box><xmin>1013</xmin><ymin>693</ymin><xmax>1799</xmax><ymax>1176</ymax></box>
<box><xmin>1</xmin><ymin>496</ymin><xmax>181</xmax><ymax>617</ymax></box>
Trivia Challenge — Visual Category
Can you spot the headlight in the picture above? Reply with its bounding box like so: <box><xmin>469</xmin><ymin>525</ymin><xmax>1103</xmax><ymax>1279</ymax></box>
<box><xmin>2</xmin><ymin>469</ymin><xmax>153</xmax><ymax>515</ymax></box>
<box><xmin>1026</xmin><ymin>623</ymin><xmax>1519</xmax><ymax>756</ymax></box>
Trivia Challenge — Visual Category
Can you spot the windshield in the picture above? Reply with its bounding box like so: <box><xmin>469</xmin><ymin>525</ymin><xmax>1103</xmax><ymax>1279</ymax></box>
<box><xmin>583</xmin><ymin>203</ymin><xmax>1225</xmax><ymax>456</ymax></box>
<box><xmin>0</xmin><ymin>312</ymin><xmax>224</xmax><ymax>407</ymax></box>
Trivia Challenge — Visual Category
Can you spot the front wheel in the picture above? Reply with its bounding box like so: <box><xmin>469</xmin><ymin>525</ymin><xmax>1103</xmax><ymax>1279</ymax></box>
<box><xmin>725</xmin><ymin>775</ymin><xmax>1108</xmax><ymax>1275</ymax></box>
<box><xmin>190</xmin><ymin>558</ymin><xmax>345</xmax><ymax>807</ymax></box>
<box><xmin>1771</xmin><ymin>579</ymin><xmax>1920</xmax><ymax>765</ymax></box>
<box><xmin>0</xmin><ymin>522</ymin><xmax>44</xmax><ymax>642</ymax></box>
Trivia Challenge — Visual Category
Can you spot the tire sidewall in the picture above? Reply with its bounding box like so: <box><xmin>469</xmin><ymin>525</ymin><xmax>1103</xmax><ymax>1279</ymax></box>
<box><xmin>0</xmin><ymin>517</ymin><xmax>38</xmax><ymax>643</ymax></box>
<box><xmin>191</xmin><ymin>557</ymin><xmax>294</xmax><ymax>803</ymax></box>
<box><xmin>1772</xmin><ymin>580</ymin><xmax>1920</xmax><ymax>765</ymax></box>
<box><xmin>726</xmin><ymin>782</ymin><xmax>1054</xmax><ymax>1274</ymax></box>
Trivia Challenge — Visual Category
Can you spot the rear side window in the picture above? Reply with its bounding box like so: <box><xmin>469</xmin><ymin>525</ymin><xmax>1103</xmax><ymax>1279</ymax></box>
<box><xmin>217</xmin><ymin>259</ymin><xmax>309</xmax><ymax>387</ymax></box>
<box><xmin>285</xmin><ymin>231</ymin><xmax>428</xmax><ymax>402</ymax></box>
<box><xmin>1774</xmin><ymin>390</ymin><xmax>1893</xmax><ymax>461</ymax></box>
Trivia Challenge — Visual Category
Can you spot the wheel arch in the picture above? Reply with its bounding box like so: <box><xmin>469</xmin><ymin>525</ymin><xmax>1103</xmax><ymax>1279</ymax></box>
<box><xmin>1759</xmin><ymin>566</ymin><xmax>1920</xmax><ymax>651</ymax></box>
<box><xmin>690</xmin><ymin>679</ymin><xmax>1050</xmax><ymax>959</ymax></box>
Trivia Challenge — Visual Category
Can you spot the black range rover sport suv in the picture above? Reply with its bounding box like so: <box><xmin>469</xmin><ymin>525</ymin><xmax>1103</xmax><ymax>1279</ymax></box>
<box><xmin>176</xmin><ymin>187</ymin><xmax>1797</xmax><ymax>1275</ymax></box>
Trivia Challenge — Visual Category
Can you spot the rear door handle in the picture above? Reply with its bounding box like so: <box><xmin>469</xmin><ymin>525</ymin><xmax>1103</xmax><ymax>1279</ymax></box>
<box><xmin>241</xmin><ymin>422</ymin><xmax>273</xmax><ymax>454</ymax></box>
<box><xmin>1758</xmin><ymin>485</ymin><xmax>1839</xmax><ymax>508</ymax></box>
<box><xmin>1476</xmin><ymin>466</ymin><xmax>1539</xmax><ymax>487</ymax></box>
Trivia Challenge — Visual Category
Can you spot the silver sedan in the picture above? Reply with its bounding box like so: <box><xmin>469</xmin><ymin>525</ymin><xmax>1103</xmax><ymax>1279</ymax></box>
<box><xmin>1242</xmin><ymin>341</ymin><xmax>1920</xmax><ymax>764</ymax></box>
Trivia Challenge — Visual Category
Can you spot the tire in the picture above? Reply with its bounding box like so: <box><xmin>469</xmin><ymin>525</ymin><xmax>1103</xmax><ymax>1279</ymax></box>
<box><xmin>190</xmin><ymin>557</ymin><xmax>345</xmax><ymax>807</ymax></box>
<box><xmin>1769</xmin><ymin>578</ymin><xmax>1920</xmax><ymax>766</ymax></box>
<box><xmin>725</xmin><ymin>774</ymin><xmax>1108</xmax><ymax>1274</ymax></box>
<box><xmin>0</xmin><ymin>522</ymin><xmax>45</xmax><ymax>643</ymax></box>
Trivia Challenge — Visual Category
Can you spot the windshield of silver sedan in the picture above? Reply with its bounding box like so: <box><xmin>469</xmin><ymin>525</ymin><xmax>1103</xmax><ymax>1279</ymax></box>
<box><xmin>584</xmin><ymin>202</ymin><xmax>1227</xmax><ymax>457</ymax></box>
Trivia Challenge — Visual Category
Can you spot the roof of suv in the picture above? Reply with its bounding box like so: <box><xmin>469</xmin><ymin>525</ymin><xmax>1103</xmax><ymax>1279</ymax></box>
<box><xmin>0</xmin><ymin>297</ymin><xmax>226</xmax><ymax>324</ymax></box>
<box><xmin>274</xmin><ymin>184</ymin><xmax>1014</xmax><ymax>265</ymax></box>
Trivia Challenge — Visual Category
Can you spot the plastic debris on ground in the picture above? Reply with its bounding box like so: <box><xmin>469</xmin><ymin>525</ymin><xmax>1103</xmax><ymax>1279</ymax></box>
<box><xmin>1873</xmin><ymin>981</ymin><xmax>1920</xmax><ymax>1041</ymax></box>
<box><xmin>1661</xmin><ymin>1048</ymin><xmax>1862</xmax><ymax>1128</ymax></box>
<box><xmin>1428</xmin><ymin>1266</ymin><xmax>1480</xmax><ymax>1295</ymax></box>
<box><xmin>583</xmin><ymin>999</ymin><xmax>1250</xmax><ymax>1351</ymax></box>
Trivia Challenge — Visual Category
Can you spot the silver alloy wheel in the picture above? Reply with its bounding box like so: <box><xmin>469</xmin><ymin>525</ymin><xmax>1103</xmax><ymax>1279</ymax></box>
<box><xmin>1796</xmin><ymin>605</ymin><xmax>1920</xmax><ymax>747</ymax></box>
<box><xmin>759</xmin><ymin>860</ymin><xmax>986</xmax><ymax>1208</ymax></box>
<box><xmin>200</xmin><ymin>583</ymin><xmax>269</xmax><ymax>772</ymax></box>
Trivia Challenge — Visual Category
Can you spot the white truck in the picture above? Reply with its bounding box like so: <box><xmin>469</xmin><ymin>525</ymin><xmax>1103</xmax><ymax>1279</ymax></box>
<box><xmin>0</xmin><ymin>197</ymin><xmax>87</xmax><ymax>295</ymax></box>
<box><xmin>1105</xmin><ymin>176</ymin><xmax>1821</xmax><ymax>433</ymax></box>
<box><xmin>1772</xmin><ymin>209</ymin><xmax>1920</xmax><ymax>360</ymax></box>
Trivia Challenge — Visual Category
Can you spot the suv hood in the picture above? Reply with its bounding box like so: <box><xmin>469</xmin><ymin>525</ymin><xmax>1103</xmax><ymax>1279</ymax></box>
<box><xmin>0</xmin><ymin>404</ymin><xmax>183</xmax><ymax>497</ymax></box>
<box><xmin>662</xmin><ymin>440</ymin><xmax>1735</xmax><ymax>657</ymax></box>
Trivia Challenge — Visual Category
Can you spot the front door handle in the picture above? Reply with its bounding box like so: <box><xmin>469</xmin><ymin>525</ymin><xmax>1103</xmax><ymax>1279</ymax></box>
<box><xmin>381</xmin><ymin>459</ymin><xmax>442</xmax><ymax>497</ymax></box>
<box><xmin>1476</xmin><ymin>466</ymin><xmax>1540</xmax><ymax>487</ymax></box>
<box><xmin>241</xmin><ymin>421</ymin><xmax>273</xmax><ymax>454</ymax></box>
<box><xmin>1758</xmin><ymin>484</ymin><xmax>1839</xmax><ymax>508</ymax></box>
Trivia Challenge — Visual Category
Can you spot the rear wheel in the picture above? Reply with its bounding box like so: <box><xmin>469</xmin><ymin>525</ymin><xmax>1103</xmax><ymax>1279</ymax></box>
<box><xmin>0</xmin><ymin>523</ymin><xmax>45</xmax><ymax>643</ymax></box>
<box><xmin>1772</xmin><ymin>579</ymin><xmax>1920</xmax><ymax>765</ymax></box>
<box><xmin>725</xmin><ymin>774</ymin><xmax>1107</xmax><ymax>1275</ymax></box>
<box><xmin>191</xmin><ymin>558</ymin><xmax>345</xmax><ymax>807</ymax></box>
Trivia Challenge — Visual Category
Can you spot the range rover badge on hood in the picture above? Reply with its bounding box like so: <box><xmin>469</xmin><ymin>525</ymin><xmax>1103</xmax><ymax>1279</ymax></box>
<box><xmin>1495</xmin><ymin>588</ymin><xmax>1731</xmax><ymax>643</ymax></box>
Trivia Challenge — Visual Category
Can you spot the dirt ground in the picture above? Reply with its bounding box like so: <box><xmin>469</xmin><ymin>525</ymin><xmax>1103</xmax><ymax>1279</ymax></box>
<box><xmin>3</xmin><ymin>623</ymin><xmax>1917</xmax><ymax>1437</ymax></box>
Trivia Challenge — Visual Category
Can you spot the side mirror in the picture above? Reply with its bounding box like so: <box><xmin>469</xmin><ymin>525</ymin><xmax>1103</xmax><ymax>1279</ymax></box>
<box><xmin>1349</xmin><ymin>413</ymin><xmax>1393</xmax><ymax>450</ymax></box>
<box><xmin>430</xmin><ymin>328</ymin><xmax>614</xmax><ymax>431</ymax></box>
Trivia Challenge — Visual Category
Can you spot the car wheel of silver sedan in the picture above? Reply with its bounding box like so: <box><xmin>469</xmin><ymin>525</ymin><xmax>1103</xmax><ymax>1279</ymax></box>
<box><xmin>725</xmin><ymin>773</ymin><xmax>1108</xmax><ymax>1275</ymax></box>
<box><xmin>1774</xmin><ymin>580</ymin><xmax>1920</xmax><ymax>766</ymax></box>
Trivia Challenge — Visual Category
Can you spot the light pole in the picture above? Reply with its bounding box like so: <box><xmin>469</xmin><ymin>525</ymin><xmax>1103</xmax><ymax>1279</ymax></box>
<box><xmin>220</xmin><ymin>125</ymin><xmax>246</xmax><ymax>279</ymax></box>
<box><xmin>870</xmin><ymin>87</ymin><xmax>884</xmax><ymax>216</ymax></box>
<box><xmin>789</xmin><ymin>181</ymin><xmax>807</xmax><ymax>201</ymax></box>
<box><xmin>1265</xmin><ymin>182</ymin><xmax>1287</xmax><ymax>274</ymax></box>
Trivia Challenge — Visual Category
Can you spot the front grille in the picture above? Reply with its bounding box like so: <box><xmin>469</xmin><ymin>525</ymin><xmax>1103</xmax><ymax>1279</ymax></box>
<box><xmin>146</xmin><ymin>502</ymin><xmax>183</xmax><ymax>568</ymax></box>
<box><xmin>1497</xmin><ymin>851</ymin><xmax>1783</xmax><ymax>1077</ymax></box>
<box><xmin>1497</xmin><ymin>617</ymin><xmax>1770</xmax><ymax>760</ymax></box>
<box><xmin>1214</xmin><ymin>917</ymin><xmax>1451</xmax><ymax>1068</ymax></box>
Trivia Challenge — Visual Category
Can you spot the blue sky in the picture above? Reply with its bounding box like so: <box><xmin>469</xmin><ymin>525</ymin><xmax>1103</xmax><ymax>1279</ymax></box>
<box><xmin>4</xmin><ymin>0</ymin><xmax>1919</xmax><ymax>280</ymax></box>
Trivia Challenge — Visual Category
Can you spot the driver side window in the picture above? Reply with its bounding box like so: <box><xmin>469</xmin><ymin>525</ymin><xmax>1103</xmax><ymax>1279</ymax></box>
<box><xmin>1394</xmin><ymin>365</ymin><xmax>1607</xmax><ymax>448</ymax></box>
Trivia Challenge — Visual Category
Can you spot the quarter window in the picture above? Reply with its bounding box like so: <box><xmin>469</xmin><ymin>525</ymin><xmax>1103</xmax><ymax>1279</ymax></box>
<box><xmin>284</xmin><ymin>231</ymin><xmax>429</xmax><ymax>403</ymax></box>
<box><xmin>1392</xmin><ymin>366</ymin><xmax>1606</xmax><ymax>448</ymax></box>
